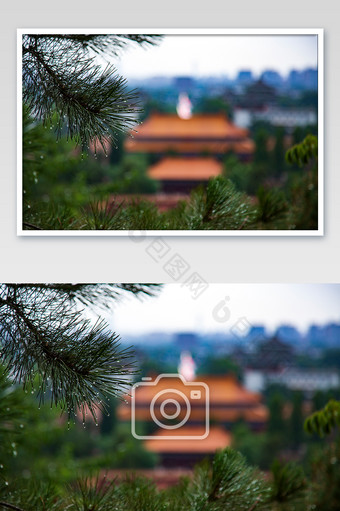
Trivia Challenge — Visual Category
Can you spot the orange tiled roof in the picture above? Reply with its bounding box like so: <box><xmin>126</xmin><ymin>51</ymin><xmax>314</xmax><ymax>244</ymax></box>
<box><xmin>131</xmin><ymin>113</ymin><xmax>249</xmax><ymax>139</ymax></box>
<box><xmin>200</xmin><ymin>376</ymin><xmax>262</xmax><ymax>404</ymax></box>
<box><xmin>209</xmin><ymin>405</ymin><xmax>269</xmax><ymax>423</ymax></box>
<box><xmin>125</xmin><ymin>139</ymin><xmax>254</xmax><ymax>155</ymax></box>
<box><xmin>128</xmin><ymin>375</ymin><xmax>261</xmax><ymax>405</ymax></box>
<box><xmin>117</xmin><ymin>375</ymin><xmax>267</xmax><ymax>424</ymax></box>
<box><xmin>124</xmin><ymin>113</ymin><xmax>254</xmax><ymax>156</ymax></box>
<box><xmin>145</xmin><ymin>426</ymin><xmax>231</xmax><ymax>453</ymax></box>
<box><xmin>118</xmin><ymin>404</ymin><xmax>268</xmax><ymax>423</ymax></box>
<box><xmin>148</xmin><ymin>157</ymin><xmax>222</xmax><ymax>181</ymax></box>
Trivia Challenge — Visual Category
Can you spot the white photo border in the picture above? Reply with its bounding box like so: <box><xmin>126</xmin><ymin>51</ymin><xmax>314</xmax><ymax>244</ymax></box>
<box><xmin>17</xmin><ymin>28</ymin><xmax>324</xmax><ymax>237</ymax></box>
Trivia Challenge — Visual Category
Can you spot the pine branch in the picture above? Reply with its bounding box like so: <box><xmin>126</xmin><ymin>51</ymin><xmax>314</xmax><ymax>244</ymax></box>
<box><xmin>269</xmin><ymin>459</ymin><xmax>307</xmax><ymax>506</ymax></box>
<box><xmin>304</xmin><ymin>399</ymin><xmax>340</xmax><ymax>437</ymax></box>
<box><xmin>0</xmin><ymin>501</ymin><xmax>26</xmax><ymax>511</ymax></box>
<box><xmin>22</xmin><ymin>35</ymin><xmax>142</xmax><ymax>149</ymax></box>
<box><xmin>9</xmin><ymin>284</ymin><xmax>161</xmax><ymax>309</ymax></box>
<box><xmin>0</xmin><ymin>285</ymin><xmax>139</xmax><ymax>421</ymax></box>
<box><xmin>21</xmin><ymin>222</ymin><xmax>42</xmax><ymax>230</ymax></box>
<box><xmin>285</xmin><ymin>134</ymin><xmax>318</xmax><ymax>167</ymax></box>
<box><xmin>0</xmin><ymin>447</ymin><xmax>313</xmax><ymax>510</ymax></box>
<box><xmin>256</xmin><ymin>186</ymin><xmax>288</xmax><ymax>228</ymax></box>
<box><xmin>184</xmin><ymin>177</ymin><xmax>258</xmax><ymax>230</ymax></box>
<box><xmin>26</xmin><ymin>34</ymin><xmax>162</xmax><ymax>58</ymax></box>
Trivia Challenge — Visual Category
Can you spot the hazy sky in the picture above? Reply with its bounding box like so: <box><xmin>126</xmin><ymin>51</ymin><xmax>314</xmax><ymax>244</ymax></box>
<box><xmin>114</xmin><ymin>34</ymin><xmax>318</xmax><ymax>79</ymax></box>
<box><xmin>99</xmin><ymin>284</ymin><xmax>340</xmax><ymax>337</ymax></box>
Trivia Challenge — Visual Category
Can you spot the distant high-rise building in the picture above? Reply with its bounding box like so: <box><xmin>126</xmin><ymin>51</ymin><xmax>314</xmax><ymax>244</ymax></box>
<box><xmin>301</xmin><ymin>68</ymin><xmax>318</xmax><ymax>90</ymax></box>
<box><xmin>287</xmin><ymin>68</ymin><xmax>318</xmax><ymax>91</ymax></box>
<box><xmin>288</xmin><ymin>70</ymin><xmax>301</xmax><ymax>89</ymax></box>
<box><xmin>260</xmin><ymin>70</ymin><xmax>284</xmax><ymax>89</ymax></box>
<box><xmin>275</xmin><ymin>325</ymin><xmax>302</xmax><ymax>345</ymax></box>
<box><xmin>236</xmin><ymin>70</ymin><xmax>254</xmax><ymax>86</ymax></box>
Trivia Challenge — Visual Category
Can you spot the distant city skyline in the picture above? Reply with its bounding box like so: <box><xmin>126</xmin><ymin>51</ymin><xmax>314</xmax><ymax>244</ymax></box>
<box><xmin>99</xmin><ymin>284</ymin><xmax>340</xmax><ymax>337</ymax></box>
<box><xmin>113</xmin><ymin>34</ymin><xmax>318</xmax><ymax>80</ymax></box>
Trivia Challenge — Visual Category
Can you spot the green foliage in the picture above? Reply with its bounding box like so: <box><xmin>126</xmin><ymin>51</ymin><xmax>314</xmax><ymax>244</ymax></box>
<box><xmin>0</xmin><ymin>286</ymin><xmax>134</xmax><ymax>421</ymax></box>
<box><xmin>23</xmin><ymin>107</ymin><xmax>157</xmax><ymax>220</ymax></box>
<box><xmin>271</xmin><ymin>127</ymin><xmax>286</xmax><ymax>176</ymax></box>
<box><xmin>139</xmin><ymin>97</ymin><xmax>176</xmax><ymax>122</ymax></box>
<box><xmin>22</xmin><ymin>104</ymin><xmax>88</xmax><ymax>213</ymax></box>
<box><xmin>319</xmin><ymin>349</ymin><xmax>340</xmax><ymax>369</ymax></box>
<box><xmin>0</xmin><ymin>367</ymin><xmax>31</xmax><ymax>479</ymax></box>
<box><xmin>194</xmin><ymin>96</ymin><xmax>232</xmax><ymax>117</ymax></box>
<box><xmin>22</xmin><ymin>34</ymin><xmax>161</xmax><ymax>149</ymax></box>
<box><xmin>231</xmin><ymin>423</ymin><xmax>269</xmax><ymax>468</ymax></box>
<box><xmin>0</xmin><ymin>284</ymin><xmax>159</xmax><ymax>420</ymax></box>
<box><xmin>270</xmin><ymin>459</ymin><xmax>307</xmax><ymax>509</ymax></box>
<box><xmin>289</xmin><ymin>392</ymin><xmax>304</xmax><ymax>449</ymax></box>
<box><xmin>0</xmin><ymin>367</ymin><xmax>157</xmax><ymax>488</ymax></box>
<box><xmin>0</xmin><ymin>479</ymin><xmax>63</xmax><ymax>510</ymax></box>
<box><xmin>223</xmin><ymin>132</ymin><xmax>318</xmax><ymax>229</ymax></box>
<box><xmin>138</xmin><ymin>359</ymin><xmax>177</xmax><ymax>379</ymax></box>
<box><xmin>97</xmin><ymin>154</ymin><xmax>159</xmax><ymax>195</ymax></box>
<box><xmin>285</xmin><ymin>135</ymin><xmax>318</xmax><ymax>167</ymax></box>
<box><xmin>267</xmin><ymin>393</ymin><xmax>285</xmax><ymax>436</ymax></box>
<box><xmin>184</xmin><ymin>177</ymin><xmax>257</xmax><ymax>230</ymax></box>
<box><xmin>304</xmin><ymin>400</ymin><xmax>340</xmax><ymax>437</ymax></box>
<box><xmin>285</xmin><ymin>135</ymin><xmax>318</xmax><ymax>230</ymax></box>
<box><xmin>307</xmin><ymin>437</ymin><xmax>340</xmax><ymax>510</ymax></box>
<box><xmin>256</xmin><ymin>186</ymin><xmax>288</xmax><ymax>229</ymax></box>
<box><xmin>254</xmin><ymin>128</ymin><xmax>270</xmax><ymax>166</ymax></box>
<box><xmin>196</xmin><ymin>448</ymin><xmax>269</xmax><ymax>509</ymax></box>
<box><xmin>286</xmin><ymin>170</ymin><xmax>318</xmax><ymax>230</ymax></box>
<box><xmin>1</xmin><ymin>423</ymin><xmax>338</xmax><ymax>511</ymax></box>
<box><xmin>23</xmin><ymin>176</ymin><xmax>260</xmax><ymax>231</ymax></box>
<box><xmin>197</xmin><ymin>356</ymin><xmax>241</xmax><ymax>379</ymax></box>
<box><xmin>223</xmin><ymin>155</ymin><xmax>267</xmax><ymax>196</ymax></box>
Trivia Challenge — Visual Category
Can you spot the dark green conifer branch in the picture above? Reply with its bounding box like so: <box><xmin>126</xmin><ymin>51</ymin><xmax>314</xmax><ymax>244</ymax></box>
<box><xmin>26</xmin><ymin>34</ymin><xmax>162</xmax><ymax>58</ymax></box>
<box><xmin>285</xmin><ymin>134</ymin><xmax>318</xmax><ymax>167</ymax></box>
<box><xmin>0</xmin><ymin>284</ymin><xmax>159</xmax><ymax>421</ymax></box>
<box><xmin>22</xmin><ymin>34</ymin><xmax>161</xmax><ymax>150</ymax></box>
<box><xmin>184</xmin><ymin>177</ymin><xmax>258</xmax><ymax>230</ymax></box>
<box><xmin>9</xmin><ymin>283</ymin><xmax>161</xmax><ymax>309</ymax></box>
<box><xmin>304</xmin><ymin>399</ymin><xmax>340</xmax><ymax>437</ymax></box>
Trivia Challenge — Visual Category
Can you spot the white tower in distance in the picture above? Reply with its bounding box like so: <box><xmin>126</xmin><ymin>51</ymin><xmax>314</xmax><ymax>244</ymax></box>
<box><xmin>176</xmin><ymin>92</ymin><xmax>192</xmax><ymax>120</ymax></box>
<box><xmin>178</xmin><ymin>351</ymin><xmax>196</xmax><ymax>381</ymax></box>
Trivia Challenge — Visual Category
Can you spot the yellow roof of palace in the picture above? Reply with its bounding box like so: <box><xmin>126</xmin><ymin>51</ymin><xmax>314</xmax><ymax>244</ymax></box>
<box><xmin>145</xmin><ymin>426</ymin><xmax>232</xmax><ymax>453</ymax></box>
<box><xmin>130</xmin><ymin>113</ymin><xmax>249</xmax><ymax>139</ymax></box>
<box><xmin>148</xmin><ymin>157</ymin><xmax>222</xmax><ymax>180</ymax></box>
<box><xmin>117</xmin><ymin>375</ymin><xmax>268</xmax><ymax>424</ymax></box>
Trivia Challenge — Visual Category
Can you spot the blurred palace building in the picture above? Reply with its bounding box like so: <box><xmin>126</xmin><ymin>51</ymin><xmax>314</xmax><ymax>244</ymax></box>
<box><xmin>124</xmin><ymin>96</ymin><xmax>254</xmax><ymax>194</ymax></box>
<box><xmin>117</xmin><ymin>373</ymin><xmax>268</xmax><ymax>468</ymax></box>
